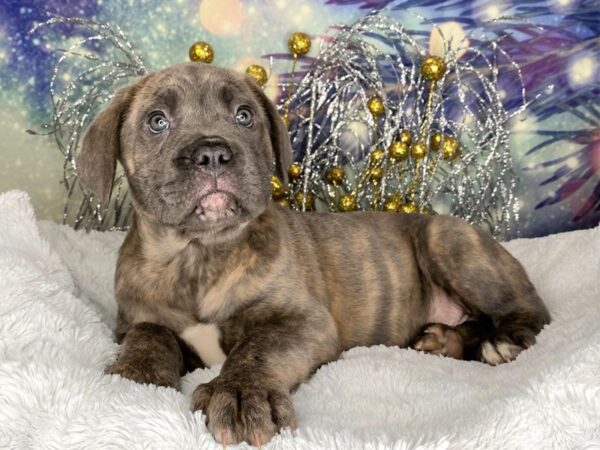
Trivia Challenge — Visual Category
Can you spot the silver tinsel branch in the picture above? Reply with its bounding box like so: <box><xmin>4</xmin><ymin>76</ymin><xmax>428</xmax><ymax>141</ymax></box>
<box><xmin>28</xmin><ymin>15</ymin><xmax>147</xmax><ymax>230</ymax></box>
<box><xmin>281</xmin><ymin>12</ymin><xmax>536</xmax><ymax>239</ymax></box>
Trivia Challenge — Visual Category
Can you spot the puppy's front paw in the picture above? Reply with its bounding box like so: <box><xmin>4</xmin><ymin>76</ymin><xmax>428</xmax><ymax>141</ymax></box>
<box><xmin>105</xmin><ymin>359</ymin><xmax>180</xmax><ymax>390</ymax></box>
<box><xmin>192</xmin><ymin>376</ymin><xmax>296</xmax><ymax>446</ymax></box>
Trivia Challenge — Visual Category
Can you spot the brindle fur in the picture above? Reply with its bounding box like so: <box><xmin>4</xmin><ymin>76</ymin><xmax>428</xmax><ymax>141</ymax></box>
<box><xmin>77</xmin><ymin>63</ymin><xmax>551</xmax><ymax>446</ymax></box>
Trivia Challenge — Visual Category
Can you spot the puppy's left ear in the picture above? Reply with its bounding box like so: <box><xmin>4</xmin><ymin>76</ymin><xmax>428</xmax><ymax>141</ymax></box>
<box><xmin>248</xmin><ymin>82</ymin><xmax>293</xmax><ymax>184</ymax></box>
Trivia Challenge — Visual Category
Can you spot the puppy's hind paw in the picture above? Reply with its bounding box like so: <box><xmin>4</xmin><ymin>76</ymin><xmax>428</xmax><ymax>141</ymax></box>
<box><xmin>480</xmin><ymin>340</ymin><xmax>523</xmax><ymax>365</ymax></box>
<box><xmin>411</xmin><ymin>323</ymin><xmax>464</xmax><ymax>359</ymax></box>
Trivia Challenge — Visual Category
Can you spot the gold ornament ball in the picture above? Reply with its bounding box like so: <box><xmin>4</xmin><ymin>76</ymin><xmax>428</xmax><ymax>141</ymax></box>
<box><xmin>288</xmin><ymin>163</ymin><xmax>302</xmax><ymax>180</ymax></box>
<box><xmin>399</xmin><ymin>130</ymin><xmax>412</xmax><ymax>145</ymax></box>
<box><xmin>338</xmin><ymin>194</ymin><xmax>358</xmax><ymax>212</ymax></box>
<box><xmin>294</xmin><ymin>191</ymin><xmax>315</xmax><ymax>210</ymax></box>
<box><xmin>367</xmin><ymin>96</ymin><xmax>385</xmax><ymax>118</ymax></box>
<box><xmin>430</xmin><ymin>132</ymin><xmax>443</xmax><ymax>151</ymax></box>
<box><xmin>370</xmin><ymin>167</ymin><xmax>383</xmax><ymax>182</ymax></box>
<box><xmin>370</xmin><ymin>147</ymin><xmax>385</xmax><ymax>164</ymax></box>
<box><xmin>421</xmin><ymin>55</ymin><xmax>446</xmax><ymax>82</ymax></box>
<box><xmin>325</xmin><ymin>166</ymin><xmax>345</xmax><ymax>185</ymax></box>
<box><xmin>401</xmin><ymin>202</ymin><xmax>418</xmax><ymax>214</ymax></box>
<box><xmin>389</xmin><ymin>141</ymin><xmax>409</xmax><ymax>161</ymax></box>
<box><xmin>441</xmin><ymin>136</ymin><xmax>461</xmax><ymax>160</ymax></box>
<box><xmin>275</xmin><ymin>197</ymin><xmax>291</xmax><ymax>208</ymax></box>
<box><xmin>288</xmin><ymin>32</ymin><xmax>311</xmax><ymax>57</ymax></box>
<box><xmin>271</xmin><ymin>175</ymin><xmax>287</xmax><ymax>199</ymax></box>
<box><xmin>189</xmin><ymin>41</ymin><xmax>214</xmax><ymax>63</ymax></box>
<box><xmin>411</xmin><ymin>142</ymin><xmax>428</xmax><ymax>160</ymax></box>
<box><xmin>245</xmin><ymin>64</ymin><xmax>268</xmax><ymax>86</ymax></box>
<box><xmin>383</xmin><ymin>196</ymin><xmax>402</xmax><ymax>212</ymax></box>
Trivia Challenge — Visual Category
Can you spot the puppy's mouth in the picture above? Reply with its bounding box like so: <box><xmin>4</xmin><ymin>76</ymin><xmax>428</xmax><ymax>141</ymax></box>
<box><xmin>194</xmin><ymin>191</ymin><xmax>240</xmax><ymax>223</ymax></box>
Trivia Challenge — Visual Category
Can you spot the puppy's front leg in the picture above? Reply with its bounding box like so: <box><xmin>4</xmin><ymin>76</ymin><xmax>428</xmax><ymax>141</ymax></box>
<box><xmin>106</xmin><ymin>322</ymin><xmax>184</xmax><ymax>389</ymax></box>
<box><xmin>192</xmin><ymin>310</ymin><xmax>339</xmax><ymax>447</ymax></box>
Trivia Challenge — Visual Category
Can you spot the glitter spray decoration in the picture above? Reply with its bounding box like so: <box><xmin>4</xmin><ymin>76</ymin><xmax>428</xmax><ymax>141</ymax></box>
<box><xmin>278</xmin><ymin>11</ymin><xmax>536</xmax><ymax>239</ymax></box>
<box><xmin>29</xmin><ymin>12</ymin><xmax>536</xmax><ymax>239</ymax></box>
<box><xmin>27</xmin><ymin>15</ymin><xmax>148</xmax><ymax>230</ymax></box>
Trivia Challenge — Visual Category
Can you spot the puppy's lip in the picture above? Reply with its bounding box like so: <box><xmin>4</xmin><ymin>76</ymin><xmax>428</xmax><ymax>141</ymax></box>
<box><xmin>194</xmin><ymin>190</ymin><xmax>240</xmax><ymax>222</ymax></box>
<box><xmin>199</xmin><ymin>191</ymin><xmax>230</xmax><ymax>210</ymax></box>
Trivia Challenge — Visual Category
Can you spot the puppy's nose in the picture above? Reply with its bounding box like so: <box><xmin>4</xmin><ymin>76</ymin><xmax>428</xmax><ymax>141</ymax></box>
<box><xmin>175</xmin><ymin>137</ymin><xmax>234</xmax><ymax>172</ymax></box>
<box><xmin>191</xmin><ymin>146</ymin><xmax>233</xmax><ymax>170</ymax></box>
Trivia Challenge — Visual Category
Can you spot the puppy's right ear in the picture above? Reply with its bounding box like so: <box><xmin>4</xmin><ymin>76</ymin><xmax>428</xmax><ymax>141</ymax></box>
<box><xmin>246</xmin><ymin>81</ymin><xmax>293</xmax><ymax>184</ymax></box>
<box><xmin>76</xmin><ymin>86</ymin><xmax>133</xmax><ymax>206</ymax></box>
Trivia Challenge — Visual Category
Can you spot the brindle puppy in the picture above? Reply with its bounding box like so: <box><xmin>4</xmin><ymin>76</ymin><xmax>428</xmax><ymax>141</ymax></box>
<box><xmin>77</xmin><ymin>62</ymin><xmax>551</xmax><ymax>446</ymax></box>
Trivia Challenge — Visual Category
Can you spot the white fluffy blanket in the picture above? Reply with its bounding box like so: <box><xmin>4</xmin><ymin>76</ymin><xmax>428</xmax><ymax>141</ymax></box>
<box><xmin>1</xmin><ymin>190</ymin><xmax>599</xmax><ymax>449</ymax></box>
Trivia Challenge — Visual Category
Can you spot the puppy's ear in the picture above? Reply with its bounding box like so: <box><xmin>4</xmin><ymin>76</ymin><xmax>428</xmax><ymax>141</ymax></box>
<box><xmin>248</xmin><ymin>82</ymin><xmax>293</xmax><ymax>184</ymax></box>
<box><xmin>76</xmin><ymin>85</ymin><xmax>133</xmax><ymax>206</ymax></box>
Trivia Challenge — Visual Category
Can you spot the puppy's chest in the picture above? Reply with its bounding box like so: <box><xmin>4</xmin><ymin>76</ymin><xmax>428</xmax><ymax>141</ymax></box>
<box><xmin>180</xmin><ymin>322</ymin><xmax>227</xmax><ymax>366</ymax></box>
<box><xmin>144</xmin><ymin>247</ymin><xmax>264</xmax><ymax>364</ymax></box>
<box><xmin>193</xmin><ymin>262</ymin><xmax>258</xmax><ymax>321</ymax></box>
<box><xmin>175</xmin><ymin>263</ymin><xmax>256</xmax><ymax>366</ymax></box>
<box><xmin>151</xmin><ymin>250</ymin><xmax>254</xmax><ymax>319</ymax></box>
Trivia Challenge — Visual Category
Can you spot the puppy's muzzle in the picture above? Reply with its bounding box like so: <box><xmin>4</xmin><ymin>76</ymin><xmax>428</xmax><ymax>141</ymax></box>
<box><xmin>175</xmin><ymin>137</ymin><xmax>233</xmax><ymax>173</ymax></box>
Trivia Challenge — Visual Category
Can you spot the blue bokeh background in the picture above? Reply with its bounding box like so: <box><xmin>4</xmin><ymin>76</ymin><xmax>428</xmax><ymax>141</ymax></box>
<box><xmin>0</xmin><ymin>0</ymin><xmax>598</xmax><ymax>237</ymax></box>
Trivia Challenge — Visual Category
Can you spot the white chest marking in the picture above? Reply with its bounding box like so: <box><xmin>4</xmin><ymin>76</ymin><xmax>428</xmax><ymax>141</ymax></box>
<box><xmin>180</xmin><ymin>323</ymin><xmax>227</xmax><ymax>366</ymax></box>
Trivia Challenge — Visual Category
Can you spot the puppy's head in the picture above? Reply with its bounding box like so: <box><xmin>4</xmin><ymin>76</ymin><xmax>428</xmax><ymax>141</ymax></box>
<box><xmin>77</xmin><ymin>63</ymin><xmax>292</xmax><ymax>239</ymax></box>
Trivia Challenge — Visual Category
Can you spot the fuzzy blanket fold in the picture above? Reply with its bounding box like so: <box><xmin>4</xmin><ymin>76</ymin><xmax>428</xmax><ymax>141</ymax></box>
<box><xmin>0</xmin><ymin>190</ymin><xmax>599</xmax><ymax>449</ymax></box>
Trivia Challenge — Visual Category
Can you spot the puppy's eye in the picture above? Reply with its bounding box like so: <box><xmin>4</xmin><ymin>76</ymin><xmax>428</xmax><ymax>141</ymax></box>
<box><xmin>235</xmin><ymin>107</ymin><xmax>253</xmax><ymax>127</ymax></box>
<box><xmin>148</xmin><ymin>112</ymin><xmax>170</xmax><ymax>133</ymax></box>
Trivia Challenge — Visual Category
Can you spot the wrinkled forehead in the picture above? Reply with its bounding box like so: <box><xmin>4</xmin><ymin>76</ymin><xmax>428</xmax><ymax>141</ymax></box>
<box><xmin>132</xmin><ymin>63</ymin><xmax>257</xmax><ymax>114</ymax></box>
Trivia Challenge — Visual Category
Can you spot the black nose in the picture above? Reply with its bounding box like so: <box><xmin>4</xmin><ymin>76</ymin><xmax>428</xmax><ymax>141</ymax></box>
<box><xmin>176</xmin><ymin>137</ymin><xmax>234</xmax><ymax>172</ymax></box>
<box><xmin>191</xmin><ymin>146</ymin><xmax>232</xmax><ymax>170</ymax></box>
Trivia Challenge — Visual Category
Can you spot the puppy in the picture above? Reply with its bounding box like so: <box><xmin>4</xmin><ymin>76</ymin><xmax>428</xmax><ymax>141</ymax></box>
<box><xmin>77</xmin><ymin>62</ymin><xmax>550</xmax><ymax>446</ymax></box>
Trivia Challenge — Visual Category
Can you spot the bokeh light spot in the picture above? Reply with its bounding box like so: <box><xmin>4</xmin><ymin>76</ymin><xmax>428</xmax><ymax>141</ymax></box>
<box><xmin>568</xmin><ymin>54</ymin><xmax>597</xmax><ymax>87</ymax></box>
<box><xmin>199</xmin><ymin>0</ymin><xmax>243</xmax><ymax>36</ymax></box>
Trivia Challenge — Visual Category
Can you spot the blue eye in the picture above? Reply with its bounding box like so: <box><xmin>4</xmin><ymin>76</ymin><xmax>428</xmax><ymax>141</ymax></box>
<box><xmin>148</xmin><ymin>112</ymin><xmax>170</xmax><ymax>133</ymax></box>
<box><xmin>235</xmin><ymin>107</ymin><xmax>253</xmax><ymax>127</ymax></box>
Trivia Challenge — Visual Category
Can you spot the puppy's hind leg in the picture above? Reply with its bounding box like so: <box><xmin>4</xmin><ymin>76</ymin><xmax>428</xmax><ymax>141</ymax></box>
<box><xmin>417</xmin><ymin>216</ymin><xmax>551</xmax><ymax>365</ymax></box>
